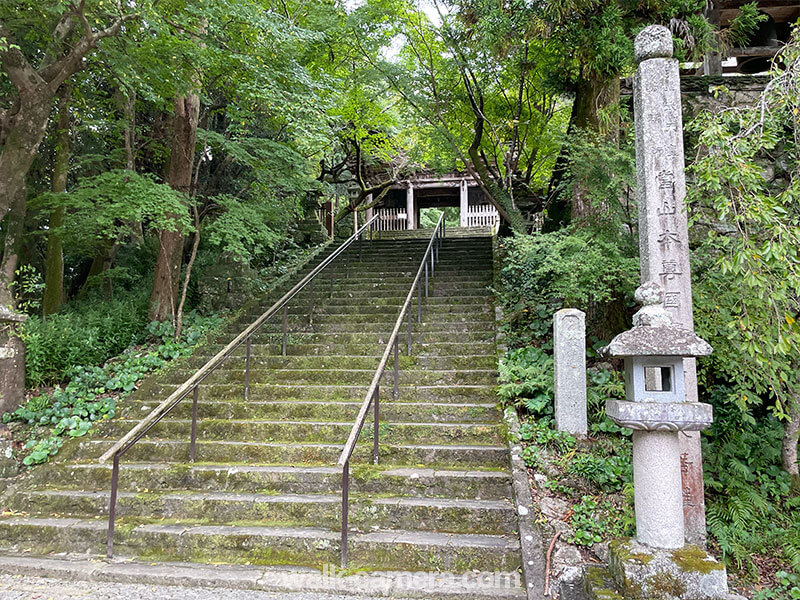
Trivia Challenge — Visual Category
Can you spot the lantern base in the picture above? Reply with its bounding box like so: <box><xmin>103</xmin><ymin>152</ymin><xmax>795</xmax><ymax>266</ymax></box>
<box><xmin>585</xmin><ymin>539</ymin><xmax>728</xmax><ymax>600</ymax></box>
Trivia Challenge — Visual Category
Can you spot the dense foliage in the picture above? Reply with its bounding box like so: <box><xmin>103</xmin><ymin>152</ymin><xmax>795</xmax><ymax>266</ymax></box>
<box><xmin>4</xmin><ymin>314</ymin><xmax>221</xmax><ymax>465</ymax></box>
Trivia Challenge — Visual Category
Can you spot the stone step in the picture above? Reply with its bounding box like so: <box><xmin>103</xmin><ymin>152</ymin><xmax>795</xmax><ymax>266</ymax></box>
<box><xmin>242</xmin><ymin>331</ymin><xmax>494</xmax><ymax>345</ymax></box>
<box><xmin>223</xmin><ymin>321</ymin><xmax>496</xmax><ymax>338</ymax></box>
<box><xmin>270</xmin><ymin>293</ymin><xmax>493</xmax><ymax>305</ymax></box>
<box><xmin>201</xmin><ymin>341</ymin><xmax>497</xmax><ymax>357</ymax></box>
<box><xmin>184</xmin><ymin>354</ymin><xmax>498</xmax><ymax>372</ymax></box>
<box><xmin>244</xmin><ymin>304</ymin><xmax>495</xmax><ymax>318</ymax></box>
<box><xmin>14</xmin><ymin>490</ymin><xmax>516</xmax><ymax>536</ymax></box>
<box><xmin>68</xmin><ymin>439</ymin><xmax>509</xmax><ymax>467</ymax></box>
<box><xmin>298</xmin><ymin>262</ymin><xmax>493</xmax><ymax>275</ymax></box>
<box><xmin>100</xmin><ymin>419</ymin><xmax>503</xmax><ymax>446</ymax></box>
<box><xmin>141</xmin><ymin>382</ymin><xmax>497</xmax><ymax>403</ymax></box>
<box><xmin>34</xmin><ymin>464</ymin><xmax>512</xmax><ymax>500</ymax></box>
<box><xmin>0</xmin><ymin>554</ymin><xmax>526</xmax><ymax>600</ymax></box>
<box><xmin>122</xmin><ymin>399</ymin><xmax>500</xmax><ymax>423</ymax></box>
<box><xmin>0</xmin><ymin>517</ymin><xmax>521</xmax><ymax>572</ymax></box>
<box><xmin>250</xmin><ymin>308</ymin><xmax>495</xmax><ymax>322</ymax></box>
<box><xmin>160</xmin><ymin>368</ymin><xmax>498</xmax><ymax>387</ymax></box>
<box><xmin>285</xmin><ymin>281</ymin><xmax>492</xmax><ymax>294</ymax></box>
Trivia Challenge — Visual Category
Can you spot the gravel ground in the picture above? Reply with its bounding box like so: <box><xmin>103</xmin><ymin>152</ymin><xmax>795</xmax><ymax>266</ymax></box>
<box><xmin>0</xmin><ymin>575</ymin><xmax>388</xmax><ymax>600</ymax></box>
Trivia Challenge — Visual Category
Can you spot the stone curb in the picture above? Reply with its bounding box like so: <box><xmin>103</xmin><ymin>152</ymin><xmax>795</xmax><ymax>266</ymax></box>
<box><xmin>504</xmin><ymin>407</ymin><xmax>548</xmax><ymax>600</ymax></box>
<box><xmin>492</xmin><ymin>232</ymin><xmax>547</xmax><ymax>600</ymax></box>
<box><xmin>0</xmin><ymin>555</ymin><xmax>524</xmax><ymax>600</ymax></box>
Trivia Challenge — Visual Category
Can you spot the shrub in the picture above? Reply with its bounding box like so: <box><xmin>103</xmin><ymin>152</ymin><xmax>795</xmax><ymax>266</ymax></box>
<box><xmin>21</xmin><ymin>290</ymin><xmax>149</xmax><ymax>387</ymax></box>
<box><xmin>497</xmin><ymin>229</ymin><xmax>638</xmax><ymax>346</ymax></box>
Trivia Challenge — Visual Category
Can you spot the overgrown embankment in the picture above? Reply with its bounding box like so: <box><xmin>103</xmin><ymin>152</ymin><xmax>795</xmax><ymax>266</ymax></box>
<box><xmin>495</xmin><ymin>230</ymin><xmax>800</xmax><ymax>599</ymax></box>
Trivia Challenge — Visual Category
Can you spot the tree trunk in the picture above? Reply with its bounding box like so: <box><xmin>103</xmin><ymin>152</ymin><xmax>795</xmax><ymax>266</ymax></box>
<box><xmin>149</xmin><ymin>93</ymin><xmax>199</xmax><ymax>322</ymax></box>
<box><xmin>43</xmin><ymin>84</ymin><xmax>71</xmax><ymax>316</ymax></box>
<box><xmin>544</xmin><ymin>70</ymin><xmax>621</xmax><ymax>230</ymax></box>
<box><xmin>79</xmin><ymin>237</ymin><xmax>116</xmax><ymax>298</ymax></box>
<box><xmin>783</xmin><ymin>390</ymin><xmax>800</xmax><ymax>491</ymax></box>
<box><xmin>570</xmin><ymin>70</ymin><xmax>620</xmax><ymax>222</ymax></box>
<box><xmin>0</xmin><ymin>190</ymin><xmax>27</xmax><ymax>412</ymax></box>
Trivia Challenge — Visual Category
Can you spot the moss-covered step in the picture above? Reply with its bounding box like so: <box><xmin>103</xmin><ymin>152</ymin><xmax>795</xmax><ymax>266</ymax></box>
<box><xmin>141</xmin><ymin>382</ymin><xmax>497</xmax><ymax>403</ymax></box>
<box><xmin>67</xmin><ymin>439</ymin><xmax>509</xmax><ymax>467</ymax></box>
<box><xmin>200</xmin><ymin>341</ymin><xmax>497</xmax><ymax>358</ymax></box>
<box><xmin>160</xmin><ymin>367</ymin><xmax>497</xmax><ymax>387</ymax></box>
<box><xmin>183</xmin><ymin>354</ymin><xmax>498</xmax><ymax>372</ymax></box>
<box><xmin>0</xmin><ymin>517</ymin><xmax>521</xmax><ymax>572</ymax></box>
<box><xmin>248</xmin><ymin>331</ymin><xmax>495</xmax><ymax>345</ymax></box>
<box><xmin>242</xmin><ymin>321</ymin><xmax>497</xmax><ymax>336</ymax></box>
<box><xmin>33</xmin><ymin>464</ymin><xmax>512</xmax><ymax>499</ymax></box>
<box><xmin>99</xmin><ymin>419</ymin><xmax>503</xmax><ymax>446</ymax></box>
<box><xmin>13</xmin><ymin>490</ymin><xmax>516</xmax><ymax>536</ymax></box>
<box><xmin>122</xmin><ymin>399</ymin><xmax>500</xmax><ymax>423</ymax></box>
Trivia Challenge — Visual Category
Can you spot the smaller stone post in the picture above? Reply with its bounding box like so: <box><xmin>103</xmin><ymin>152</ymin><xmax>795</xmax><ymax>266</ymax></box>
<box><xmin>553</xmin><ymin>309</ymin><xmax>587</xmax><ymax>436</ymax></box>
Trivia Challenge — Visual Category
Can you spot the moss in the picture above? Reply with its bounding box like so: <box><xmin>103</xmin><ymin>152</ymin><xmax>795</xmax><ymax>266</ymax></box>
<box><xmin>585</xmin><ymin>567</ymin><xmax>625</xmax><ymax>600</ymax></box>
<box><xmin>351</xmin><ymin>464</ymin><xmax>383</xmax><ymax>482</ymax></box>
<box><xmin>671</xmin><ymin>546</ymin><xmax>724</xmax><ymax>574</ymax></box>
<box><xmin>645</xmin><ymin>572</ymin><xmax>686</xmax><ymax>598</ymax></box>
<box><xmin>609</xmin><ymin>539</ymin><xmax>654</xmax><ymax>565</ymax></box>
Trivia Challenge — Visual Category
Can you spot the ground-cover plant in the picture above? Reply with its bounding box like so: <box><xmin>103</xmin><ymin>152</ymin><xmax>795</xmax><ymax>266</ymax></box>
<box><xmin>516</xmin><ymin>415</ymin><xmax>636</xmax><ymax>549</ymax></box>
<box><xmin>4</xmin><ymin>313</ymin><xmax>223</xmax><ymax>466</ymax></box>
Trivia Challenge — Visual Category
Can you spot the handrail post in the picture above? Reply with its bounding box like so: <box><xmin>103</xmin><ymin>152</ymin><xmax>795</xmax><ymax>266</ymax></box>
<box><xmin>373</xmin><ymin>386</ymin><xmax>379</xmax><ymax>465</ymax></box>
<box><xmin>359</xmin><ymin>231</ymin><xmax>363</xmax><ymax>261</ymax></box>
<box><xmin>106</xmin><ymin>454</ymin><xmax>120</xmax><ymax>558</ymax></box>
<box><xmin>393</xmin><ymin>339</ymin><xmax>399</xmax><ymax>399</ymax></box>
<box><xmin>329</xmin><ymin>266</ymin><xmax>334</xmax><ymax>299</ymax></box>
<box><xmin>417</xmin><ymin>279</ymin><xmax>421</xmax><ymax>323</ymax></box>
<box><xmin>190</xmin><ymin>386</ymin><xmax>199</xmax><ymax>462</ymax></box>
<box><xmin>282</xmin><ymin>305</ymin><xmax>288</xmax><ymax>356</ymax></box>
<box><xmin>244</xmin><ymin>337</ymin><xmax>251</xmax><ymax>401</ymax></box>
<box><xmin>345</xmin><ymin>246</ymin><xmax>350</xmax><ymax>279</ymax></box>
<box><xmin>424</xmin><ymin>262</ymin><xmax>429</xmax><ymax>297</ymax></box>
<box><xmin>308</xmin><ymin>278</ymin><xmax>315</xmax><ymax>325</ymax></box>
<box><xmin>430</xmin><ymin>248</ymin><xmax>435</xmax><ymax>277</ymax></box>
<box><xmin>407</xmin><ymin>307</ymin><xmax>412</xmax><ymax>355</ymax></box>
<box><xmin>341</xmin><ymin>461</ymin><xmax>349</xmax><ymax>568</ymax></box>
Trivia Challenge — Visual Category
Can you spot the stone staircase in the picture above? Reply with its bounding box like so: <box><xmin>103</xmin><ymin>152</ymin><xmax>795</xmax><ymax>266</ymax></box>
<box><xmin>0</xmin><ymin>231</ymin><xmax>525</xmax><ymax>598</ymax></box>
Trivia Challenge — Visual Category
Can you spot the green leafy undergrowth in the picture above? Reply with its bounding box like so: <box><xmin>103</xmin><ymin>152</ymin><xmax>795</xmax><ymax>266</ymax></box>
<box><xmin>21</xmin><ymin>290</ymin><xmax>150</xmax><ymax>387</ymax></box>
<box><xmin>518</xmin><ymin>416</ymin><xmax>635</xmax><ymax>548</ymax></box>
<box><xmin>754</xmin><ymin>571</ymin><xmax>800</xmax><ymax>600</ymax></box>
<box><xmin>496</xmin><ymin>230</ymin><xmax>638</xmax><ymax>347</ymax></box>
<box><xmin>704</xmin><ymin>388</ymin><xmax>800</xmax><ymax>578</ymax></box>
<box><xmin>4</xmin><ymin>313</ymin><xmax>223</xmax><ymax>466</ymax></box>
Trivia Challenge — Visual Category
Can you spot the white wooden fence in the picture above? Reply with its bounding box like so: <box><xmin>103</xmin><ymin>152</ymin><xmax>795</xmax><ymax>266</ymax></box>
<box><xmin>464</xmin><ymin>204</ymin><xmax>500</xmax><ymax>228</ymax></box>
<box><xmin>374</xmin><ymin>208</ymin><xmax>408</xmax><ymax>231</ymax></box>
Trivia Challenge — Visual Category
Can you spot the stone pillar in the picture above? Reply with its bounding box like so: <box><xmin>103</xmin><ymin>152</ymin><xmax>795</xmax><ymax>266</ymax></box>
<box><xmin>365</xmin><ymin>193</ymin><xmax>374</xmax><ymax>225</ymax></box>
<box><xmin>553</xmin><ymin>309</ymin><xmax>587</xmax><ymax>436</ymax></box>
<box><xmin>459</xmin><ymin>180</ymin><xmax>468</xmax><ymax>227</ymax></box>
<box><xmin>0</xmin><ymin>307</ymin><xmax>28</xmax><ymax>415</ymax></box>
<box><xmin>406</xmin><ymin>183</ymin><xmax>415</xmax><ymax>230</ymax></box>
<box><xmin>633</xmin><ymin>25</ymin><xmax>706</xmax><ymax>544</ymax></box>
<box><xmin>632</xmin><ymin>430</ymin><xmax>684</xmax><ymax>548</ymax></box>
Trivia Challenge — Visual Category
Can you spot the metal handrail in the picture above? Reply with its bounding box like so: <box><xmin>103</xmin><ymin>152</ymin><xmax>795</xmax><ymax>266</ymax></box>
<box><xmin>336</xmin><ymin>212</ymin><xmax>446</xmax><ymax>568</ymax></box>
<box><xmin>100</xmin><ymin>213</ymin><xmax>379</xmax><ymax>558</ymax></box>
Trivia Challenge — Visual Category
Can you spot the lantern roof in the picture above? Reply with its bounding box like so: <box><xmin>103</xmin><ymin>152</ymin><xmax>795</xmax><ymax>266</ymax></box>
<box><xmin>600</xmin><ymin>282</ymin><xmax>712</xmax><ymax>358</ymax></box>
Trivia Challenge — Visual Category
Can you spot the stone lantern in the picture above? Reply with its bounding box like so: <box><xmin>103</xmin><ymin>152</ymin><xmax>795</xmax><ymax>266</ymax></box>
<box><xmin>589</xmin><ymin>282</ymin><xmax>728</xmax><ymax>600</ymax></box>
<box><xmin>602</xmin><ymin>281</ymin><xmax>713</xmax><ymax>549</ymax></box>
